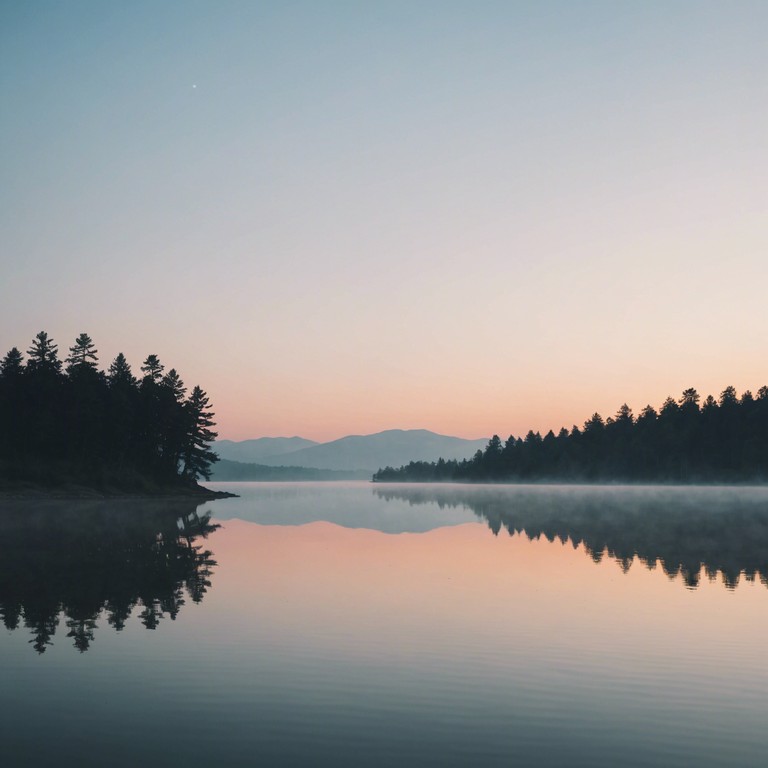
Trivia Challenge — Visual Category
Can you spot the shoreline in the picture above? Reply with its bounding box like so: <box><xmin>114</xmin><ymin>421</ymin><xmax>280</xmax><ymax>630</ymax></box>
<box><xmin>370</xmin><ymin>478</ymin><xmax>768</xmax><ymax>487</ymax></box>
<box><xmin>0</xmin><ymin>484</ymin><xmax>238</xmax><ymax>501</ymax></box>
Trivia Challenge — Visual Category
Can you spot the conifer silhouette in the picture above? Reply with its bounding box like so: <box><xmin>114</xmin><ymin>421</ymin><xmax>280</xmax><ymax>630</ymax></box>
<box><xmin>374</xmin><ymin>386</ymin><xmax>768</xmax><ymax>483</ymax></box>
<box><xmin>0</xmin><ymin>331</ymin><xmax>220</xmax><ymax>489</ymax></box>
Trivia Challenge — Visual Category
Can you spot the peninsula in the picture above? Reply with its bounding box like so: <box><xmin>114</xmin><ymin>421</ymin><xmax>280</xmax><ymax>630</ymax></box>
<box><xmin>0</xmin><ymin>331</ymin><xmax>233</xmax><ymax>499</ymax></box>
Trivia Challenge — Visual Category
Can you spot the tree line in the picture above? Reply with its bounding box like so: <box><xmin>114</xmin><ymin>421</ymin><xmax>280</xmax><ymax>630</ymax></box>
<box><xmin>373</xmin><ymin>386</ymin><xmax>768</xmax><ymax>483</ymax></box>
<box><xmin>0</xmin><ymin>331</ymin><xmax>218</xmax><ymax>492</ymax></box>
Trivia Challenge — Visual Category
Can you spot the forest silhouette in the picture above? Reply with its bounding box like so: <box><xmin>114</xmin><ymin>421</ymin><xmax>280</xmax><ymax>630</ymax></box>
<box><xmin>0</xmin><ymin>332</ymin><xmax>219</xmax><ymax>493</ymax></box>
<box><xmin>0</xmin><ymin>500</ymin><xmax>219</xmax><ymax>653</ymax></box>
<box><xmin>375</xmin><ymin>485</ymin><xmax>768</xmax><ymax>590</ymax></box>
<box><xmin>373</xmin><ymin>386</ymin><xmax>768</xmax><ymax>483</ymax></box>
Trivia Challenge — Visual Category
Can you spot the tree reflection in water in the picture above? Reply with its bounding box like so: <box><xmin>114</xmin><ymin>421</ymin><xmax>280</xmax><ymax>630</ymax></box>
<box><xmin>0</xmin><ymin>501</ymin><xmax>219</xmax><ymax>653</ymax></box>
<box><xmin>375</xmin><ymin>485</ymin><xmax>768</xmax><ymax>590</ymax></box>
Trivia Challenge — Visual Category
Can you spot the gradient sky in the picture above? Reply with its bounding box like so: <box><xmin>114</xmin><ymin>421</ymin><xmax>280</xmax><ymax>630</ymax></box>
<box><xmin>2</xmin><ymin>1</ymin><xmax>766</xmax><ymax>441</ymax></box>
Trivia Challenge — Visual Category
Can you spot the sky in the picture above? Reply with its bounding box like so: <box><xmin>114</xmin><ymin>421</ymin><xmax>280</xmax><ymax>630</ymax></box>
<box><xmin>1</xmin><ymin>1</ymin><xmax>766</xmax><ymax>442</ymax></box>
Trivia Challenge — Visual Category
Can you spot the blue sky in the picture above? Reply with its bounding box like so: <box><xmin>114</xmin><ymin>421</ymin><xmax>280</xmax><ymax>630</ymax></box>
<box><xmin>2</xmin><ymin>1</ymin><xmax>766</xmax><ymax>439</ymax></box>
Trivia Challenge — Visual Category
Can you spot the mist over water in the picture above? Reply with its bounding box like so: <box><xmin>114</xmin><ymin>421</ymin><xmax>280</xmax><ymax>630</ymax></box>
<box><xmin>373</xmin><ymin>483</ymin><xmax>768</xmax><ymax>589</ymax></box>
<box><xmin>204</xmin><ymin>480</ymin><xmax>478</xmax><ymax>532</ymax></box>
<box><xmin>3</xmin><ymin>482</ymin><xmax>768</xmax><ymax>766</ymax></box>
<box><xmin>3</xmin><ymin>2</ymin><xmax>767</xmax><ymax>764</ymax></box>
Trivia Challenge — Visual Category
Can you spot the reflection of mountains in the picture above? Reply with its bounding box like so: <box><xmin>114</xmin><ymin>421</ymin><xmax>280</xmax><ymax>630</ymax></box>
<box><xmin>375</xmin><ymin>485</ymin><xmax>768</xmax><ymax>589</ymax></box>
<box><xmin>0</xmin><ymin>501</ymin><xmax>219</xmax><ymax>653</ymax></box>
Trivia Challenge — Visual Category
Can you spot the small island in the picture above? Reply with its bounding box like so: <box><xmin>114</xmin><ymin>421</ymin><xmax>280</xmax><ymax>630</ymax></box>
<box><xmin>0</xmin><ymin>331</ymin><xmax>233</xmax><ymax>499</ymax></box>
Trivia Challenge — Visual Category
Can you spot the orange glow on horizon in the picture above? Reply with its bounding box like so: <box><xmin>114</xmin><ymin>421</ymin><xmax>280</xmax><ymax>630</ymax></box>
<box><xmin>212</xmin><ymin>369</ymin><xmax>768</xmax><ymax>443</ymax></box>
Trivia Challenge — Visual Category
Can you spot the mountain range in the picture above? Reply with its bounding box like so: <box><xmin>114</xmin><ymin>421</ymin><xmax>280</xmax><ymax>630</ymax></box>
<box><xmin>212</xmin><ymin>429</ymin><xmax>488</xmax><ymax>476</ymax></box>
<box><xmin>213</xmin><ymin>436</ymin><xmax>318</xmax><ymax>463</ymax></box>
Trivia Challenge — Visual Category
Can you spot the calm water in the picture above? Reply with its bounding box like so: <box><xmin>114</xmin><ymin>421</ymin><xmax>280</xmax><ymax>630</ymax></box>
<box><xmin>3</xmin><ymin>482</ymin><xmax>768</xmax><ymax>767</ymax></box>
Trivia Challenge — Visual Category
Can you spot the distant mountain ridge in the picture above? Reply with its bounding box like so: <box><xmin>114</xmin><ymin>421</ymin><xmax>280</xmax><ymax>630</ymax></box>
<box><xmin>214</xmin><ymin>436</ymin><xmax>318</xmax><ymax>464</ymax></box>
<box><xmin>214</xmin><ymin>430</ymin><xmax>488</xmax><ymax>473</ymax></box>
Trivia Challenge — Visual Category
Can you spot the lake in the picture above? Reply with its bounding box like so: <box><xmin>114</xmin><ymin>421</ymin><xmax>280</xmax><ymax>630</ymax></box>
<box><xmin>3</xmin><ymin>482</ymin><xmax>768</xmax><ymax>767</ymax></box>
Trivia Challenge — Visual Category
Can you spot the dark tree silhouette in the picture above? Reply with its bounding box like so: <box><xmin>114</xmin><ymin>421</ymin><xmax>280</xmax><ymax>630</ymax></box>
<box><xmin>183</xmin><ymin>386</ymin><xmax>219</xmax><ymax>480</ymax></box>
<box><xmin>26</xmin><ymin>331</ymin><xmax>61</xmax><ymax>373</ymax></box>
<box><xmin>0</xmin><ymin>331</ymin><xmax>220</xmax><ymax>492</ymax></box>
<box><xmin>373</xmin><ymin>385</ymin><xmax>768</xmax><ymax>483</ymax></box>
<box><xmin>66</xmin><ymin>333</ymin><xmax>99</xmax><ymax>372</ymax></box>
<box><xmin>1</xmin><ymin>347</ymin><xmax>23</xmax><ymax>376</ymax></box>
<box><xmin>108</xmin><ymin>353</ymin><xmax>136</xmax><ymax>386</ymax></box>
<box><xmin>162</xmin><ymin>368</ymin><xmax>186</xmax><ymax>401</ymax></box>
<box><xmin>141</xmin><ymin>354</ymin><xmax>164</xmax><ymax>383</ymax></box>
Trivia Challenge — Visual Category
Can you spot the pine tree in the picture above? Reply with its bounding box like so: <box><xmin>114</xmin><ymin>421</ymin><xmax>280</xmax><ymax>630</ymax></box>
<box><xmin>141</xmin><ymin>354</ymin><xmax>164</xmax><ymax>383</ymax></box>
<box><xmin>0</xmin><ymin>331</ymin><xmax>225</xmax><ymax>490</ymax></box>
<box><xmin>161</xmin><ymin>369</ymin><xmax>186</xmax><ymax>401</ymax></box>
<box><xmin>66</xmin><ymin>333</ymin><xmax>98</xmax><ymax>372</ymax></box>
<box><xmin>182</xmin><ymin>386</ymin><xmax>219</xmax><ymax>480</ymax></box>
<box><xmin>108</xmin><ymin>353</ymin><xmax>136</xmax><ymax>387</ymax></box>
<box><xmin>0</xmin><ymin>348</ymin><xmax>25</xmax><ymax>466</ymax></box>
<box><xmin>26</xmin><ymin>331</ymin><xmax>61</xmax><ymax>373</ymax></box>
<box><xmin>0</xmin><ymin>348</ymin><xmax>24</xmax><ymax>378</ymax></box>
<box><xmin>719</xmin><ymin>386</ymin><xmax>738</xmax><ymax>407</ymax></box>
<box><xmin>157</xmin><ymin>369</ymin><xmax>188</xmax><ymax>474</ymax></box>
<box><xmin>679</xmin><ymin>388</ymin><xmax>701</xmax><ymax>411</ymax></box>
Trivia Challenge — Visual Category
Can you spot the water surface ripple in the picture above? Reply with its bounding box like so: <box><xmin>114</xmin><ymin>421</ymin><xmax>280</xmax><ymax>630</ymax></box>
<box><xmin>2</xmin><ymin>482</ymin><xmax>768</xmax><ymax>767</ymax></box>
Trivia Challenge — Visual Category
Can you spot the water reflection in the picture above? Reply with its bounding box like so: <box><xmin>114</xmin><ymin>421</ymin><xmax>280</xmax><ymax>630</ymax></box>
<box><xmin>0</xmin><ymin>501</ymin><xmax>219</xmax><ymax>653</ymax></box>
<box><xmin>375</xmin><ymin>485</ymin><xmax>768</xmax><ymax>590</ymax></box>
